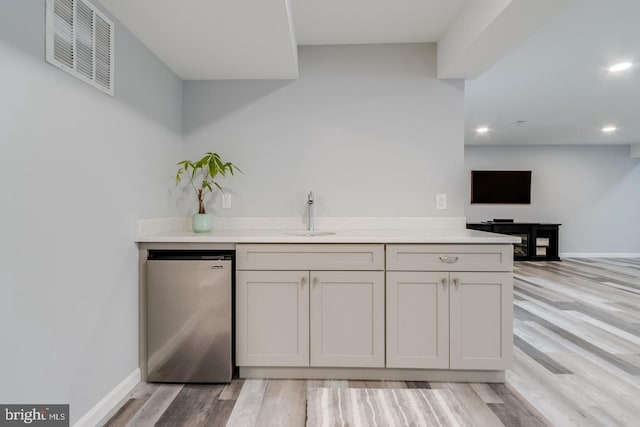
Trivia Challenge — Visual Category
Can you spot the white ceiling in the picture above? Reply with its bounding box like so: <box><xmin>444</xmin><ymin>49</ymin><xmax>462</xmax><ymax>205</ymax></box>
<box><xmin>98</xmin><ymin>0</ymin><xmax>640</xmax><ymax>147</ymax></box>
<box><xmin>292</xmin><ymin>0</ymin><xmax>466</xmax><ymax>45</ymax></box>
<box><xmin>465</xmin><ymin>0</ymin><xmax>640</xmax><ymax>146</ymax></box>
<box><xmin>99</xmin><ymin>0</ymin><xmax>564</xmax><ymax>81</ymax></box>
<box><xmin>99</xmin><ymin>0</ymin><xmax>299</xmax><ymax>80</ymax></box>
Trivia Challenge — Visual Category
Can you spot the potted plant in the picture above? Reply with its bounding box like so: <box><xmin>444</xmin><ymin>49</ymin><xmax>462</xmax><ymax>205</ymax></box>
<box><xmin>175</xmin><ymin>152</ymin><xmax>242</xmax><ymax>233</ymax></box>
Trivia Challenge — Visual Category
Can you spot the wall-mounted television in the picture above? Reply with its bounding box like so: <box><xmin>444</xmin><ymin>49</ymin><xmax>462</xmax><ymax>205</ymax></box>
<box><xmin>471</xmin><ymin>170</ymin><xmax>531</xmax><ymax>204</ymax></box>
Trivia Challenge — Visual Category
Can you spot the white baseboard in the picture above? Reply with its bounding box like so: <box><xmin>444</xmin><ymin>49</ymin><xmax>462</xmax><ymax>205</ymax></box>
<box><xmin>560</xmin><ymin>253</ymin><xmax>640</xmax><ymax>258</ymax></box>
<box><xmin>73</xmin><ymin>368</ymin><xmax>141</xmax><ymax>427</ymax></box>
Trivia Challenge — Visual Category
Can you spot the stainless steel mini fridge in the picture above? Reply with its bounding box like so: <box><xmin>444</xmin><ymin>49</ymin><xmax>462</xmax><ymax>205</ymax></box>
<box><xmin>146</xmin><ymin>250</ymin><xmax>233</xmax><ymax>383</ymax></box>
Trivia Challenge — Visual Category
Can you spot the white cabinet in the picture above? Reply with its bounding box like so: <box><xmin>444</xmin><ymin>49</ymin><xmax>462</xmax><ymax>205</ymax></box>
<box><xmin>386</xmin><ymin>245</ymin><xmax>513</xmax><ymax>371</ymax></box>
<box><xmin>387</xmin><ymin>244</ymin><xmax>511</xmax><ymax>272</ymax></box>
<box><xmin>236</xmin><ymin>243</ymin><xmax>512</xmax><ymax>374</ymax></box>
<box><xmin>386</xmin><ymin>272</ymin><xmax>449</xmax><ymax>369</ymax></box>
<box><xmin>449</xmin><ymin>272</ymin><xmax>512</xmax><ymax>370</ymax></box>
<box><xmin>236</xmin><ymin>244</ymin><xmax>385</xmax><ymax>368</ymax></box>
<box><xmin>310</xmin><ymin>271</ymin><xmax>384</xmax><ymax>367</ymax></box>
<box><xmin>237</xmin><ymin>244</ymin><xmax>384</xmax><ymax>271</ymax></box>
<box><xmin>236</xmin><ymin>270</ymin><xmax>309</xmax><ymax>366</ymax></box>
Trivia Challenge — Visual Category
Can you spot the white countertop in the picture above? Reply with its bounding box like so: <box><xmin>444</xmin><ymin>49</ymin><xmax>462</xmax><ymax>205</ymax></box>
<box><xmin>136</xmin><ymin>217</ymin><xmax>520</xmax><ymax>244</ymax></box>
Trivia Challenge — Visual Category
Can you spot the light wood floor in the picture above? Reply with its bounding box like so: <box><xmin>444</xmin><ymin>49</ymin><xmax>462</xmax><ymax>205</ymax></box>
<box><xmin>101</xmin><ymin>258</ymin><xmax>640</xmax><ymax>427</ymax></box>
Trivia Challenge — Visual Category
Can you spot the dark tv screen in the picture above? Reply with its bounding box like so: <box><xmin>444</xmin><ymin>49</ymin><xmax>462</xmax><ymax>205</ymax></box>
<box><xmin>471</xmin><ymin>170</ymin><xmax>531</xmax><ymax>204</ymax></box>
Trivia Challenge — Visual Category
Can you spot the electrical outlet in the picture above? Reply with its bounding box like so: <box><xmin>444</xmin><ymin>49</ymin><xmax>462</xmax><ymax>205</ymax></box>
<box><xmin>436</xmin><ymin>193</ymin><xmax>447</xmax><ymax>210</ymax></box>
<box><xmin>222</xmin><ymin>194</ymin><xmax>231</xmax><ymax>209</ymax></box>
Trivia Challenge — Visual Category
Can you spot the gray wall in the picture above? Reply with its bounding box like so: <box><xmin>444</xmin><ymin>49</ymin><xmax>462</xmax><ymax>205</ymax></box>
<box><xmin>465</xmin><ymin>145</ymin><xmax>640</xmax><ymax>254</ymax></box>
<box><xmin>0</xmin><ymin>1</ymin><xmax>182</xmax><ymax>423</ymax></box>
<box><xmin>183</xmin><ymin>44</ymin><xmax>465</xmax><ymax>218</ymax></box>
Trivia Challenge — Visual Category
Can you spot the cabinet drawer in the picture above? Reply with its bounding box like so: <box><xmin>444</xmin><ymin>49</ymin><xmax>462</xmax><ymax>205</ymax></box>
<box><xmin>237</xmin><ymin>244</ymin><xmax>384</xmax><ymax>271</ymax></box>
<box><xmin>386</xmin><ymin>244</ymin><xmax>512</xmax><ymax>272</ymax></box>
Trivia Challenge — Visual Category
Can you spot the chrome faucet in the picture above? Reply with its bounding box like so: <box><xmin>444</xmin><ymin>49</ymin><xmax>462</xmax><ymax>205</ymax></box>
<box><xmin>307</xmin><ymin>191</ymin><xmax>315</xmax><ymax>231</ymax></box>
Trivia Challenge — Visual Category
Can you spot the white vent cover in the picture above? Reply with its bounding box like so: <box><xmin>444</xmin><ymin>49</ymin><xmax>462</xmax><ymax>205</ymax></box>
<box><xmin>46</xmin><ymin>0</ymin><xmax>114</xmax><ymax>96</ymax></box>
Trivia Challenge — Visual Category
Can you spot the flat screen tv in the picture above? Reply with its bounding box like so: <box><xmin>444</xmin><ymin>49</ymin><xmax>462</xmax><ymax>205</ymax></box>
<box><xmin>471</xmin><ymin>170</ymin><xmax>531</xmax><ymax>204</ymax></box>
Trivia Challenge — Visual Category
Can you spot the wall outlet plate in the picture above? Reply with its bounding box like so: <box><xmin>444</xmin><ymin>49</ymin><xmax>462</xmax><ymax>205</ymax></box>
<box><xmin>222</xmin><ymin>194</ymin><xmax>231</xmax><ymax>209</ymax></box>
<box><xmin>436</xmin><ymin>193</ymin><xmax>447</xmax><ymax>210</ymax></box>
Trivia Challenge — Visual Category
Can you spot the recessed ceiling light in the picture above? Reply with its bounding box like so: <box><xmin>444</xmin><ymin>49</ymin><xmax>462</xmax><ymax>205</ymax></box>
<box><xmin>602</xmin><ymin>126</ymin><xmax>617</xmax><ymax>133</ymax></box>
<box><xmin>608</xmin><ymin>62</ymin><xmax>632</xmax><ymax>72</ymax></box>
<box><xmin>476</xmin><ymin>127</ymin><xmax>490</xmax><ymax>134</ymax></box>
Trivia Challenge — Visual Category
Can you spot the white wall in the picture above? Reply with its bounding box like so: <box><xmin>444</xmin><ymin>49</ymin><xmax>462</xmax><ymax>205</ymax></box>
<box><xmin>183</xmin><ymin>44</ymin><xmax>465</xmax><ymax>219</ymax></box>
<box><xmin>0</xmin><ymin>1</ymin><xmax>182</xmax><ymax>424</ymax></box>
<box><xmin>465</xmin><ymin>145</ymin><xmax>640</xmax><ymax>254</ymax></box>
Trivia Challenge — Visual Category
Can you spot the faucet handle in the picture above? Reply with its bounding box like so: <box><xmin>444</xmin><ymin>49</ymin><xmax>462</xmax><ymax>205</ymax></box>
<box><xmin>308</xmin><ymin>191</ymin><xmax>314</xmax><ymax>203</ymax></box>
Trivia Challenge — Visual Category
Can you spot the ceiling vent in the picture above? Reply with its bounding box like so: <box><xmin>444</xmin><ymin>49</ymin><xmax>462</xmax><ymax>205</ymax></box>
<box><xmin>46</xmin><ymin>0</ymin><xmax>114</xmax><ymax>96</ymax></box>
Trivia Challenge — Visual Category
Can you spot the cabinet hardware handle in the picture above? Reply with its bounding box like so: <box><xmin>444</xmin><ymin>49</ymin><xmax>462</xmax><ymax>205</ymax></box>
<box><xmin>439</xmin><ymin>256</ymin><xmax>459</xmax><ymax>263</ymax></box>
<box><xmin>453</xmin><ymin>278</ymin><xmax>459</xmax><ymax>288</ymax></box>
<box><xmin>313</xmin><ymin>277</ymin><xmax>319</xmax><ymax>287</ymax></box>
<box><xmin>441</xmin><ymin>278</ymin><xmax>447</xmax><ymax>288</ymax></box>
<box><xmin>301</xmin><ymin>277</ymin><xmax>306</xmax><ymax>287</ymax></box>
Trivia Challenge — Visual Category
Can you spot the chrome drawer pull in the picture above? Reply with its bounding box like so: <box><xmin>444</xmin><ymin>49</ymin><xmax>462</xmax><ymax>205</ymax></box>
<box><xmin>301</xmin><ymin>277</ymin><xmax>307</xmax><ymax>287</ymax></box>
<box><xmin>439</xmin><ymin>256</ymin><xmax>459</xmax><ymax>263</ymax></box>
<box><xmin>441</xmin><ymin>278</ymin><xmax>447</xmax><ymax>288</ymax></box>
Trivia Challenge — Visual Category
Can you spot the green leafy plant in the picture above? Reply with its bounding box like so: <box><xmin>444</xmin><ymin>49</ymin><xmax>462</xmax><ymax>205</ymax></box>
<box><xmin>175</xmin><ymin>152</ymin><xmax>242</xmax><ymax>214</ymax></box>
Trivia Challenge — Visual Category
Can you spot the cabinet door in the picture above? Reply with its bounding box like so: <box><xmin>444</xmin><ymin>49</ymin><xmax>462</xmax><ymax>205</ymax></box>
<box><xmin>236</xmin><ymin>271</ymin><xmax>309</xmax><ymax>366</ymax></box>
<box><xmin>386</xmin><ymin>272</ymin><xmax>449</xmax><ymax>369</ymax></box>
<box><xmin>450</xmin><ymin>272</ymin><xmax>513</xmax><ymax>370</ymax></box>
<box><xmin>310</xmin><ymin>271</ymin><xmax>384</xmax><ymax>367</ymax></box>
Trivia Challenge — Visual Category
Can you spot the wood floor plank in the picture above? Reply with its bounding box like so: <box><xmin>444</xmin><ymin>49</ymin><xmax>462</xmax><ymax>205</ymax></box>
<box><xmin>347</xmin><ymin>380</ymin><xmax>406</xmax><ymax>389</ymax></box>
<box><xmin>123</xmin><ymin>384</ymin><xmax>183</xmax><ymax>427</ymax></box>
<box><xmin>224</xmin><ymin>379</ymin><xmax>267</xmax><ymax>427</ymax></box>
<box><xmin>324</xmin><ymin>379</ymin><xmax>349</xmax><ymax>388</ymax></box>
<box><xmin>554</xmin><ymin>372</ymin><xmax>640</xmax><ymax>426</ymax></box>
<box><xmin>514</xmin><ymin>318</ymin><xmax>566</xmax><ymax>353</ymax></box>
<box><xmin>516</xmin><ymin>269</ymin><xmax>624</xmax><ymax>312</ymax></box>
<box><xmin>613</xmin><ymin>301</ymin><xmax>640</xmax><ymax>316</ymax></box>
<box><xmin>430</xmin><ymin>383</ymin><xmax>505</xmax><ymax>426</ymax></box>
<box><xmin>507</xmin><ymin>348</ymin><xmax>596</xmax><ymax>426</ymax></box>
<box><xmin>406</xmin><ymin>381</ymin><xmax>431</xmax><ymax>389</ymax></box>
<box><xmin>550</xmin><ymin>350</ymin><xmax>640</xmax><ymax>416</ymax></box>
<box><xmin>565</xmin><ymin>310</ymin><xmax>640</xmax><ymax>348</ymax></box>
<box><xmin>218</xmin><ymin>379</ymin><xmax>245</xmax><ymax>400</ymax></box>
<box><xmin>566</xmin><ymin>304</ymin><xmax>640</xmax><ymax>337</ymax></box>
<box><xmin>490</xmin><ymin>383</ymin><xmax>552</xmax><ymax>427</ymax></box>
<box><xmin>381</xmin><ymin>380</ymin><xmax>408</xmax><ymax>389</ymax></box>
<box><xmin>515</xmin><ymin>298</ymin><xmax>637</xmax><ymax>354</ymax></box>
<box><xmin>100</xmin><ymin>383</ymin><xmax>156</xmax><ymax>427</ymax></box>
<box><xmin>254</xmin><ymin>379</ymin><xmax>306</xmax><ymax>427</ymax></box>
<box><xmin>487</xmin><ymin>402</ymin><xmax>550</xmax><ymax>427</ymax></box>
<box><xmin>513</xmin><ymin>334</ymin><xmax>572</xmax><ymax>374</ymax></box>
<box><xmin>101</xmin><ymin>398</ymin><xmax>149</xmax><ymax>427</ymax></box>
<box><xmin>205</xmin><ymin>400</ymin><xmax>235</xmax><ymax>427</ymax></box>
<box><xmin>347</xmin><ymin>380</ymin><xmax>369</xmax><ymax>388</ymax></box>
<box><xmin>523</xmin><ymin>262</ymin><xmax>639</xmax><ymax>303</ymax></box>
<box><xmin>563</xmin><ymin>259</ymin><xmax>640</xmax><ymax>282</ymax></box>
<box><xmin>618</xmin><ymin>353</ymin><xmax>640</xmax><ymax>369</ymax></box>
<box><xmin>469</xmin><ymin>383</ymin><xmax>503</xmax><ymax>404</ymax></box>
<box><xmin>524</xmin><ymin>321</ymin><xmax>640</xmax><ymax>391</ymax></box>
<box><xmin>154</xmin><ymin>384</ymin><xmax>223</xmax><ymax>427</ymax></box>
<box><xmin>305</xmin><ymin>379</ymin><xmax>324</xmax><ymax>392</ymax></box>
<box><xmin>127</xmin><ymin>382</ymin><xmax>158</xmax><ymax>399</ymax></box>
<box><xmin>431</xmin><ymin>388</ymin><xmax>478</xmax><ymax>427</ymax></box>
<box><xmin>514</xmin><ymin>304</ymin><xmax>640</xmax><ymax>375</ymax></box>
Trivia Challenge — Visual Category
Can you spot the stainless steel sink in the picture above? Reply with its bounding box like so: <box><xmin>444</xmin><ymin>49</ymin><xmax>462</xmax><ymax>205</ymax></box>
<box><xmin>286</xmin><ymin>231</ymin><xmax>336</xmax><ymax>237</ymax></box>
